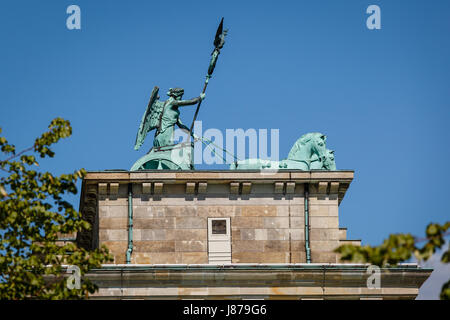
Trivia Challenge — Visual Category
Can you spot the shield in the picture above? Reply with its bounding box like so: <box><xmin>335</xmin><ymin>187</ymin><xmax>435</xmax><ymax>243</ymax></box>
<box><xmin>134</xmin><ymin>86</ymin><xmax>164</xmax><ymax>150</ymax></box>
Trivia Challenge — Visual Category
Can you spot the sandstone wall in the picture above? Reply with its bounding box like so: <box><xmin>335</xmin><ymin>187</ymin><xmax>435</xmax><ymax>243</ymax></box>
<box><xmin>86</xmin><ymin>172</ymin><xmax>357</xmax><ymax>264</ymax></box>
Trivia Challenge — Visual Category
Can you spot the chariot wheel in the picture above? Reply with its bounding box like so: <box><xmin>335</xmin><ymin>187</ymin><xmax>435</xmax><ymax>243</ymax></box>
<box><xmin>130</xmin><ymin>145</ymin><xmax>193</xmax><ymax>171</ymax></box>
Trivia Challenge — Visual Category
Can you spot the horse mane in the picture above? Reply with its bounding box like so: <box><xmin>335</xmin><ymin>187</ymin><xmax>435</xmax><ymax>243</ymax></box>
<box><xmin>287</xmin><ymin>132</ymin><xmax>325</xmax><ymax>160</ymax></box>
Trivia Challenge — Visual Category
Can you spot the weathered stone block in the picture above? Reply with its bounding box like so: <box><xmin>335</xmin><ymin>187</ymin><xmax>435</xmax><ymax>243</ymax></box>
<box><xmin>267</xmin><ymin>229</ymin><xmax>290</xmax><ymax>240</ymax></box>
<box><xmin>99</xmin><ymin>218</ymin><xmax>127</xmax><ymax>229</ymax></box>
<box><xmin>310</xmin><ymin>229</ymin><xmax>340</xmax><ymax>241</ymax></box>
<box><xmin>134</xmin><ymin>217</ymin><xmax>175</xmax><ymax>229</ymax></box>
<box><xmin>197</xmin><ymin>205</ymin><xmax>236</xmax><ymax>217</ymax></box>
<box><xmin>99</xmin><ymin>230</ymin><xmax>128</xmax><ymax>241</ymax></box>
<box><xmin>134</xmin><ymin>241</ymin><xmax>175</xmax><ymax>252</ymax></box>
<box><xmin>167</xmin><ymin>229</ymin><xmax>207</xmax><ymax>241</ymax></box>
<box><xmin>240</xmin><ymin>229</ymin><xmax>255</xmax><ymax>240</ymax></box>
<box><xmin>175</xmin><ymin>240</ymin><xmax>207</xmax><ymax>252</ymax></box>
<box><xmin>291</xmin><ymin>240</ymin><xmax>306</xmax><ymax>251</ymax></box>
<box><xmin>310</xmin><ymin>240</ymin><xmax>340</xmax><ymax>252</ymax></box>
<box><xmin>166</xmin><ymin>206</ymin><xmax>197</xmax><ymax>217</ymax></box>
<box><xmin>139</xmin><ymin>229</ymin><xmax>167</xmax><ymax>241</ymax></box>
<box><xmin>232</xmin><ymin>229</ymin><xmax>241</xmax><ymax>239</ymax></box>
<box><xmin>133</xmin><ymin>252</ymin><xmax>151</xmax><ymax>264</ymax></box>
<box><xmin>135</xmin><ymin>252</ymin><xmax>181</xmax><ymax>264</ymax></box>
<box><xmin>276</xmin><ymin>206</ymin><xmax>289</xmax><ymax>217</ymax></box>
<box><xmin>311</xmin><ymin>251</ymin><xmax>338</xmax><ymax>263</ymax></box>
<box><xmin>101</xmin><ymin>241</ymin><xmax>127</xmax><ymax>262</ymax></box>
<box><xmin>328</xmin><ymin>205</ymin><xmax>338</xmax><ymax>217</ymax></box>
<box><xmin>107</xmin><ymin>205</ymin><xmax>128</xmax><ymax>218</ymax></box>
<box><xmin>175</xmin><ymin>217</ymin><xmax>206</xmax><ymax>229</ymax></box>
<box><xmin>309</xmin><ymin>205</ymin><xmax>329</xmax><ymax>217</ymax></box>
<box><xmin>291</xmin><ymin>251</ymin><xmax>306</xmax><ymax>263</ymax></box>
<box><xmin>241</xmin><ymin>206</ymin><xmax>276</xmax><ymax>217</ymax></box>
<box><xmin>182</xmin><ymin>252</ymin><xmax>208</xmax><ymax>264</ymax></box>
<box><xmin>259</xmin><ymin>252</ymin><xmax>290</xmax><ymax>263</ymax></box>
<box><xmin>290</xmin><ymin>217</ymin><xmax>304</xmax><ymax>228</ymax></box>
<box><xmin>232</xmin><ymin>240</ymin><xmax>264</xmax><ymax>252</ymax></box>
<box><xmin>263</xmin><ymin>240</ymin><xmax>289</xmax><ymax>252</ymax></box>
<box><xmin>290</xmin><ymin>229</ymin><xmax>304</xmax><ymax>240</ymax></box>
<box><xmin>288</xmin><ymin>205</ymin><xmax>304</xmax><ymax>217</ymax></box>
<box><xmin>339</xmin><ymin>228</ymin><xmax>347</xmax><ymax>240</ymax></box>
<box><xmin>232</xmin><ymin>216</ymin><xmax>263</xmax><ymax>229</ymax></box>
<box><xmin>232</xmin><ymin>252</ymin><xmax>263</xmax><ymax>263</ymax></box>
<box><xmin>263</xmin><ymin>217</ymin><xmax>289</xmax><ymax>229</ymax></box>
<box><xmin>310</xmin><ymin>216</ymin><xmax>339</xmax><ymax>229</ymax></box>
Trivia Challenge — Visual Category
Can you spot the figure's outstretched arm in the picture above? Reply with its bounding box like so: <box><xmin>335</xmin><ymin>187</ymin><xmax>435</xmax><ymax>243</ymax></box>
<box><xmin>173</xmin><ymin>93</ymin><xmax>205</xmax><ymax>107</ymax></box>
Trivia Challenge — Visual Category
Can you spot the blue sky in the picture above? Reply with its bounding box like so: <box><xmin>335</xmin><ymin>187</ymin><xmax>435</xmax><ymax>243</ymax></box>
<box><xmin>1</xmin><ymin>0</ymin><xmax>449</xmax><ymax>253</ymax></box>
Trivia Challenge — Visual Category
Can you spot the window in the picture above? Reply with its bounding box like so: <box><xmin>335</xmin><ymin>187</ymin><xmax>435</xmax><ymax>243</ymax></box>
<box><xmin>212</xmin><ymin>219</ymin><xmax>227</xmax><ymax>234</ymax></box>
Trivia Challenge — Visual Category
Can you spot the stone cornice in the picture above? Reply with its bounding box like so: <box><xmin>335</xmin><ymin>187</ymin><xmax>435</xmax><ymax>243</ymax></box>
<box><xmin>84</xmin><ymin>263</ymin><xmax>431</xmax><ymax>299</ymax></box>
<box><xmin>82</xmin><ymin>170</ymin><xmax>354</xmax><ymax>183</ymax></box>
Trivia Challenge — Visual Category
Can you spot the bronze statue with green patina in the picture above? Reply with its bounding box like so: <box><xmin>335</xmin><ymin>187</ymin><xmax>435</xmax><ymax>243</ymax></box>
<box><xmin>131</xmin><ymin>18</ymin><xmax>227</xmax><ymax>170</ymax></box>
<box><xmin>131</xmin><ymin>18</ymin><xmax>339</xmax><ymax>172</ymax></box>
<box><xmin>134</xmin><ymin>87</ymin><xmax>205</xmax><ymax>149</ymax></box>
<box><xmin>131</xmin><ymin>87</ymin><xmax>205</xmax><ymax>170</ymax></box>
<box><xmin>230</xmin><ymin>133</ymin><xmax>336</xmax><ymax>170</ymax></box>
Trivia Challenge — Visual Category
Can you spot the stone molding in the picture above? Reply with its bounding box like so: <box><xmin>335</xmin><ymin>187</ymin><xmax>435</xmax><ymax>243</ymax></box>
<box><xmin>84</xmin><ymin>263</ymin><xmax>432</xmax><ymax>300</ymax></box>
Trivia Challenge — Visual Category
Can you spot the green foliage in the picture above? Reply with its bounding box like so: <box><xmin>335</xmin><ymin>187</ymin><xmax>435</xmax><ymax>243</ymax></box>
<box><xmin>440</xmin><ymin>280</ymin><xmax>450</xmax><ymax>300</ymax></box>
<box><xmin>0</xmin><ymin>118</ymin><xmax>113</xmax><ymax>299</ymax></box>
<box><xmin>335</xmin><ymin>222</ymin><xmax>450</xmax><ymax>300</ymax></box>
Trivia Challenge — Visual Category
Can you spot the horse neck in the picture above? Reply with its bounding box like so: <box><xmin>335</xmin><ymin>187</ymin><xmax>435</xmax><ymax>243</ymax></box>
<box><xmin>290</xmin><ymin>142</ymin><xmax>314</xmax><ymax>161</ymax></box>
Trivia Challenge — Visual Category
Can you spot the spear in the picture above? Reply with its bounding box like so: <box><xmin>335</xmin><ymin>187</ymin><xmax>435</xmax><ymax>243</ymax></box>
<box><xmin>189</xmin><ymin>18</ymin><xmax>228</xmax><ymax>138</ymax></box>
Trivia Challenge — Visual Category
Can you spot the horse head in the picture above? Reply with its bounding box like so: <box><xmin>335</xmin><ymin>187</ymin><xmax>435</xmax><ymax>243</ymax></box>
<box><xmin>287</xmin><ymin>132</ymin><xmax>328</xmax><ymax>169</ymax></box>
<box><xmin>323</xmin><ymin>149</ymin><xmax>336</xmax><ymax>170</ymax></box>
<box><xmin>309</xmin><ymin>133</ymin><xmax>328</xmax><ymax>166</ymax></box>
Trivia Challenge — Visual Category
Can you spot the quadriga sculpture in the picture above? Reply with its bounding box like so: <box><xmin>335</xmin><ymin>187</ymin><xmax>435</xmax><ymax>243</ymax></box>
<box><xmin>230</xmin><ymin>132</ymin><xmax>336</xmax><ymax>170</ymax></box>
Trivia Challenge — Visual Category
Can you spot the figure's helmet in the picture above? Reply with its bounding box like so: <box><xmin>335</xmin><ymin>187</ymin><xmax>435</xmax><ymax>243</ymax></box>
<box><xmin>167</xmin><ymin>88</ymin><xmax>184</xmax><ymax>98</ymax></box>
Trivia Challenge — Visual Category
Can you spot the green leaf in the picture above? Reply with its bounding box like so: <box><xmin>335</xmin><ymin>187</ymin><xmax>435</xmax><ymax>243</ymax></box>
<box><xmin>0</xmin><ymin>118</ymin><xmax>111</xmax><ymax>299</ymax></box>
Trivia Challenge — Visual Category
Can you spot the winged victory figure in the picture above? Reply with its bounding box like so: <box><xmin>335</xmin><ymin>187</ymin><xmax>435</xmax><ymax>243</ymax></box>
<box><xmin>131</xmin><ymin>86</ymin><xmax>205</xmax><ymax>170</ymax></box>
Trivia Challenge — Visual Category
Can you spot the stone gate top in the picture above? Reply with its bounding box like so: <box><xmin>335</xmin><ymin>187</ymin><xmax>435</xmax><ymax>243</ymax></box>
<box><xmin>77</xmin><ymin>169</ymin><xmax>356</xmax><ymax>264</ymax></box>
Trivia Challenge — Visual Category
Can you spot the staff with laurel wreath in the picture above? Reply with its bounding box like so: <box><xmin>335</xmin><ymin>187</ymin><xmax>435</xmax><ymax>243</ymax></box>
<box><xmin>188</xmin><ymin>17</ymin><xmax>228</xmax><ymax>139</ymax></box>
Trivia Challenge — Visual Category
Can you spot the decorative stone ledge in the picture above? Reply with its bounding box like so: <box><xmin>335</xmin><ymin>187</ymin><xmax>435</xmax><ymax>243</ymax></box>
<box><xmin>186</xmin><ymin>182</ymin><xmax>196</xmax><ymax>194</ymax></box>
<box><xmin>142</xmin><ymin>182</ymin><xmax>151</xmax><ymax>194</ymax></box>
<box><xmin>230</xmin><ymin>182</ymin><xmax>239</xmax><ymax>194</ymax></box>
<box><xmin>110</xmin><ymin>183</ymin><xmax>119</xmax><ymax>195</ymax></box>
<box><xmin>274</xmin><ymin>182</ymin><xmax>284</xmax><ymax>194</ymax></box>
<box><xmin>329</xmin><ymin>182</ymin><xmax>339</xmax><ymax>194</ymax></box>
<box><xmin>84</xmin><ymin>263</ymin><xmax>432</xmax><ymax>300</ymax></box>
<box><xmin>198</xmin><ymin>182</ymin><xmax>207</xmax><ymax>194</ymax></box>
<box><xmin>318</xmin><ymin>181</ymin><xmax>328</xmax><ymax>194</ymax></box>
<box><xmin>98</xmin><ymin>183</ymin><xmax>108</xmax><ymax>195</ymax></box>
<box><xmin>286</xmin><ymin>182</ymin><xmax>296</xmax><ymax>194</ymax></box>
<box><xmin>241</xmin><ymin>182</ymin><xmax>252</xmax><ymax>194</ymax></box>
<box><xmin>154</xmin><ymin>182</ymin><xmax>163</xmax><ymax>194</ymax></box>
